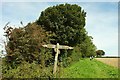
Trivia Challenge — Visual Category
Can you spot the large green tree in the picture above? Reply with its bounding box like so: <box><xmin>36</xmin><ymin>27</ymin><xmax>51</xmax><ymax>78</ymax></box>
<box><xmin>37</xmin><ymin>3</ymin><xmax>96</xmax><ymax>59</ymax></box>
<box><xmin>37</xmin><ymin>3</ymin><xmax>87</xmax><ymax>46</ymax></box>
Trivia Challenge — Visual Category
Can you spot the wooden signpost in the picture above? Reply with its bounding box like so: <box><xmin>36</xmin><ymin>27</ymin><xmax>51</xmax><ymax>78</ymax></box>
<box><xmin>42</xmin><ymin>43</ymin><xmax>73</xmax><ymax>77</ymax></box>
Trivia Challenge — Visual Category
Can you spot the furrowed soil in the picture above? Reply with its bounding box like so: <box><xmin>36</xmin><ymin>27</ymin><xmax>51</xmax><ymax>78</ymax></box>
<box><xmin>95</xmin><ymin>58</ymin><xmax>120</xmax><ymax>68</ymax></box>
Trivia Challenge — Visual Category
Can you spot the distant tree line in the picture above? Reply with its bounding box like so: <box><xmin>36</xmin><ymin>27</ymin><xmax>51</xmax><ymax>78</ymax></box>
<box><xmin>96</xmin><ymin>50</ymin><xmax>105</xmax><ymax>57</ymax></box>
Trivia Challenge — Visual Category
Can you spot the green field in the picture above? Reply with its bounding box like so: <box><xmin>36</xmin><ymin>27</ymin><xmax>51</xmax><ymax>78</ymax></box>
<box><xmin>59</xmin><ymin>58</ymin><xmax>119</xmax><ymax>78</ymax></box>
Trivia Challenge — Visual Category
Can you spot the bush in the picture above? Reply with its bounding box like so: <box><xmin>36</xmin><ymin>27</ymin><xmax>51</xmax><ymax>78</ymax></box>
<box><xmin>4</xmin><ymin>23</ymin><xmax>54</xmax><ymax>68</ymax></box>
<box><xmin>2</xmin><ymin>61</ymin><xmax>53</xmax><ymax>78</ymax></box>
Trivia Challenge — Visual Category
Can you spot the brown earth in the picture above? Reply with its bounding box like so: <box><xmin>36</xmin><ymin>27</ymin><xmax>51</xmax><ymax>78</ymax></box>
<box><xmin>95</xmin><ymin>58</ymin><xmax>120</xmax><ymax>68</ymax></box>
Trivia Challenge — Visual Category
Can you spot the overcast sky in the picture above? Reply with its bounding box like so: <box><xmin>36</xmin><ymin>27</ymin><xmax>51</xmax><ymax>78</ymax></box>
<box><xmin>0</xmin><ymin>1</ymin><xmax>118</xmax><ymax>56</ymax></box>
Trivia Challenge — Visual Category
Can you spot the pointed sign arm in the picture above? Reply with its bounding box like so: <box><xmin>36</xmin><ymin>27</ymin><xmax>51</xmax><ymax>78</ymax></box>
<box><xmin>59</xmin><ymin>45</ymin><xmax>73</xmax><ymax>49</ymax></box>
<box><xmin>42</xmin><ymin>44</ymin><xmax>56</xmax><ymax>48</ymax></box>
<box><xmin>42</xmin><ymin>44</ymin><xmax>73</xmax><ymax>49</ymax></box>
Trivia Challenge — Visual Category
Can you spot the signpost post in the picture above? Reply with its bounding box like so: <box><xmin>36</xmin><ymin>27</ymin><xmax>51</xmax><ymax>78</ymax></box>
<box><xmin>42</xmin><ymin>43</ymin><xmax>73</xmax><ymax>77</ymax></box>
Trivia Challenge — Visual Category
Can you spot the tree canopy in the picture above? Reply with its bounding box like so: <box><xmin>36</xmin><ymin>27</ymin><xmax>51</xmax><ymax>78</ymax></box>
<box><xmin>37</xmin><ymin>3</ymin><xmax>87</xmax><ymax>46</ymax></box>
<box><xmin>37</xmin><ymin>3</ymin><xmax>96</xmax><ymax>58</ymax></box>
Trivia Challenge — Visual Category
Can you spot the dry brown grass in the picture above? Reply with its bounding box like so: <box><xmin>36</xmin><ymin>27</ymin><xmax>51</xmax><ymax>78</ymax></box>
<box><xmin>95</xmin><ymin>58</ymin><xmax>120</xmax><ymax>68</ymax></box>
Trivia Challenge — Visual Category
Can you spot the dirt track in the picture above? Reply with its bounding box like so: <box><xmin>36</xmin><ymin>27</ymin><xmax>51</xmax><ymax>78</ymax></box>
<box><xmin>95</xmin><ymin>58</ymin><xmax>120</xmax><ymax>68</ymax></box>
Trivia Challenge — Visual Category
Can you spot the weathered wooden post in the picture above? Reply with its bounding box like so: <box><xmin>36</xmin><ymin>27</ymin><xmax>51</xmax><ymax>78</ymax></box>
<box><xmin>42</xmin><ymin>43</ymin><xmax>73</xmax><ymax>77</ymax></box>
<box><xmin>53</xmin><ymin>43</ymin><xmax>59</xmax><ymax>75</ymax></box>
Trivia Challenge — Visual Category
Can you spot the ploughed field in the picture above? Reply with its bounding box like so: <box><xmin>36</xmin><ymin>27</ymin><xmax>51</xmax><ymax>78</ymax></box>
<box><xmin>95</xmin><ymin>58</ymin><xmax>119</xmax><ymax>68</ymax></box>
